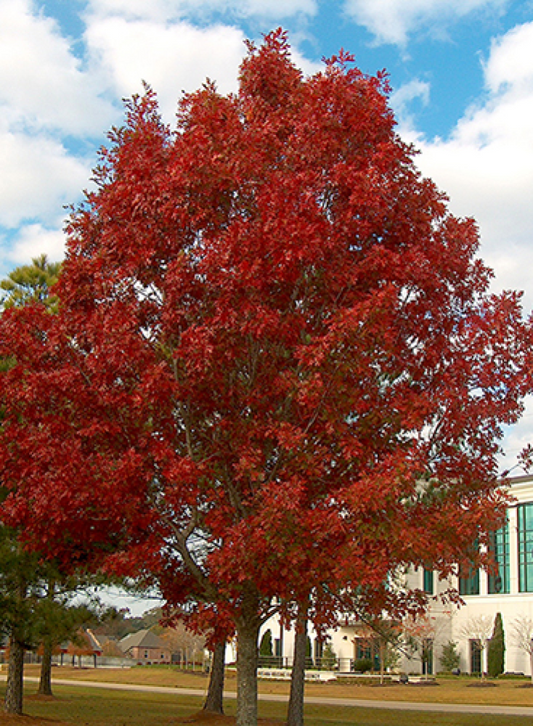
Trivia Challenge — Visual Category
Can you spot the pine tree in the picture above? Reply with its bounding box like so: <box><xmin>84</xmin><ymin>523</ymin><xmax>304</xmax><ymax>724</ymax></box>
<box><xmin>0</xmin><ymin>254</ymin><xmax>61</xmax><ymax>312</ymax></box>
<box><xmin>440</xmin><ymin>641</ymin><xmax>461</xmax><ymax>672</ymax></box>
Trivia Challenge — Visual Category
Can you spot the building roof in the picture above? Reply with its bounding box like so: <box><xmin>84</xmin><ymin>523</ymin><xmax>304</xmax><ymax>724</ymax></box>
<box><xmin>61</xmin><ymin>628</ymin><xmax>103</xmax><ymax>655</ymax></box>
<box><xmin>119</xmin><ymin>628</ymin><xmax>166</xmax><ymax>652</ymax></box>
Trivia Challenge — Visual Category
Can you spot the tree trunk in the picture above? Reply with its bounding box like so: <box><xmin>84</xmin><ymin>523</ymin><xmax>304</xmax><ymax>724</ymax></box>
<box><xmin>236</xmin><ymin>593</ymin><xmax>261</xmax><ymax>726</ymax></box>
<box><xmin>287</xmin><ymin>610</ymin><xmax>308</xmax><ymax>726</ymax></box>
<box><xmin>4</xmin><ymin>633</ymin><xmax>24</xmax><ymax>714</ymax></box>
<box><xmin>203</xmin><ymin>640</ymin><xmax>226</xmax><ymax>714</ymax></box>
<box><xmin>38</xmin><ymin>638</ymin><xmax>54</xmax><ymax>696</ymax></box>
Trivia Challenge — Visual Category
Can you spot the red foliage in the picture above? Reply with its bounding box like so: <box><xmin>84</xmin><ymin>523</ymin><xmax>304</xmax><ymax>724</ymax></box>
<box><xmin>1</xmin><ymin>30</ymin><xmax>532</xmax><ymax>636</ymax></box>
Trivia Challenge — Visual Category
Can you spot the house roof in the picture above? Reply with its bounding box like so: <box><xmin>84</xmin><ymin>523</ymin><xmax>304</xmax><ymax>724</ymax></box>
<box><xmin>119</xmin><ymin>628</ymin><xmax>166</xmax><ymax>652</ymax></box>
<box><xmin>61</xmin><ymin>628</ymin><xmax>103</xmax><ymax>655</ymax></box>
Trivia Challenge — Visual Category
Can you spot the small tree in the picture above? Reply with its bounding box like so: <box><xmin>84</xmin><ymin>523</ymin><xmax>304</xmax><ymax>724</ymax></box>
<box><xmin>403</xmin><ymin>614</ymin><xmax>447</xmax><ymax>679</ymax></box>
<box><xmin>363</xmin><ymin>618</ymin><xmax>402</xmax><ymax>683</ymax></box>
<box><xmin>321</xmin><ymin>642</ymin><xmax>337</xmax><ymax>670</ymax></box>
<box><xmin>160</xmin><ymin>621</ymin><xmax>206</xmax><ymax>668</ymax></box>
<box><xmin>440</xmin><ymin>641</ymin><xmax>461</xmax><ymax>672</ymax></box>
<box><xmin>259</xmin><ymin>630</ymin><xmax>273</xmax><ymax>660</ymax></box>
<box><xmin>461</xmin><ymin>615</ymin><xmax>493</xmax><ymax>679</ymax></box>
<box><xmin>487</xmin><ymin>612</ymin><xmax>505</xmax><ymax>678</ymax></box>
<box><xmin>511</xmin><ymin>615</ymin><xmax>533</xmax><ymax>684</ymax></box>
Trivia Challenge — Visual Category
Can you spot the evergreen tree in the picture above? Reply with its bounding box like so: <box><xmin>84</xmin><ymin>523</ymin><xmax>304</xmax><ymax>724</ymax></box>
<box><xmin>487</xmin><ymin>612</ymin><xmax>505</xmax><ymax>678</ymax></box>
<box><xmin>1</xmin><ymin>256</ymin><xmax>67</xmax><ymax>710</ymax></box>
<box><xmin>440</xmin><ymin>641</ymin><xmax>461</xmax><ymax>672</ymax></box>
<box><xmin>0</xmin><ymin>254</ymin><xmax>61</xmax><ymax>313</ymax></box>
<box><xmin>259</xmin><ymin>629</ymin><xmax>273</xmax><ymax>658</ymax></box>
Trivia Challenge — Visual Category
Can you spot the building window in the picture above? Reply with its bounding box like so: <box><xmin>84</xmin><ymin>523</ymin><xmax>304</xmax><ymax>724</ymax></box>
<box><xmin>423</xmin><ymin>568</ymin><xmax>434</xmax><ymax>595</ymax></box>
<box><xmin>459</xmin><ymin>566</ymin><xmax>479</xmax><ymax>595</ymax></box>
<box><xmin>470</xmin><ymin>640</ymin><xmax>481</xmax><ymax>674</ymax></box>
<box><xmin>421</xmin><ymin>638</ymin><xmax>433</xmax><ymax>676</ymax></box>
<box><xmin>518</xmin><ymin>503</ymin><xmax>533</xmax><ymax>592</ymax></box>
<box><xmin>355</xmin><ymin>639</ymin><xmax>372</xmax><ymax>661</ymax></box>
<box><xmin>353</xmin><ymin>638</ymin><xmax>380</xmax><ymax>671</ymax></box>
<box><xmin>459</xmin><ymin>537</ymin><xmax>480</xmax><ymax>595</ymax></box>
<box><xmin>488</xmin><ymin>519</ymin><xmax>510</xmax><ymax>594</ymax></box>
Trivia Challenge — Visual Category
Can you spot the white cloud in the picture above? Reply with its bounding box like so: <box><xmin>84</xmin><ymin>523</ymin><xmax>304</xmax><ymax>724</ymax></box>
<box><xmin>84</xmin><ymin>17</ymin><xmax>247</xmax><ymax>121</ymax></box>
<box><xmin>484</xmin><ymin>21</ymin><xmax>533</xmax><ymax>93</ymax></box>
<box><xmin>0</xmin><ymin>0</ymin><xmax>116</xmax><ymax>136</ymax></box>
<box><xmin>82</xmin><ymin>3</ymin><xmax>322</xmax><ymax>122</ymax></box>
<box><xmin>85</xmin><ymin>0</ymin><xmax>317</xmax><ymax>22</ymax></box>
<box><xmin>399</xmin><ymin>22</ymin><xmax>533</xmax><ymax>311</ymax></box>
<box><xmin>343</xmin><ymin>0</ymin><xmax>508</xmax><ymax>45</ymax></box>
<box><xmin>0</xmin><ymin>126</ymin><xmax>90</xmax><ymax>228</ymax></box>
<box><xmin>2</xmin><ymin>223</ymin><xmax>66</xmax><ymax>267</ymax></box>
<box><xmin>388</xmin><ymin>21</ymin><xmax>533</xmax><ymax>468</ymax></box>
<box><xmin>390</xmin><ymin>78</ymin><xmax>430</xmax><ymax>125</ymax></box>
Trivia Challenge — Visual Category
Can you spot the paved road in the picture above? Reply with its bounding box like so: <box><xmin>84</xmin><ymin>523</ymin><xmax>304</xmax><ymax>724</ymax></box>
<box><xmin>14</xmin><ymin>676</ymin><xmax>533</xmax><ymax>718</ymax></box>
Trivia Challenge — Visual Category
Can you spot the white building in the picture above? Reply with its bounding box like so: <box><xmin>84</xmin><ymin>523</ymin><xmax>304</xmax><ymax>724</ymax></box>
<box><xmin>259</xmin><ymin>474</ymin><xmax>533</xmax><ymax>676</ymax></box>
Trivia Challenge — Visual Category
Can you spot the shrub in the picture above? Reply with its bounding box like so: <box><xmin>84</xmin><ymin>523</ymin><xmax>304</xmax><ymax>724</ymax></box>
<box><xmin>439</xmin><ymin>641</ymin><xmax>460</xmax><ymax>672</ymax></box>
<box><xmin>353</xmin><ymin>657</ymin><xmax>373</xmax><ymax>673</ymax></box>
<box><xmin>259</xmin><ymin>629</ymin><xmax>273</xmax><ymax>658</ymax></box>
<box><xmin>487</xmin><ymin>612</ymin><xmax>505</xmax><ymax>678</ymax></box>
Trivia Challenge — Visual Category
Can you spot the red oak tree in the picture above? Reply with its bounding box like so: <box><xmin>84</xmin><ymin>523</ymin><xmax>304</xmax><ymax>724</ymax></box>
<box><xmin>1</xmin><ymin>31</ymin><xmax>532</xmax><ymax>726</ymax></box>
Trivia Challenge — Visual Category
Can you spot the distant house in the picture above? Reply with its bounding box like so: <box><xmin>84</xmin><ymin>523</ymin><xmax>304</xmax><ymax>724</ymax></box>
<box><xmin>119</xmin><ymin>629</ymin><xmax>171</xmax><ymax>664</ymax></box>
<box><xmin>62</xmin><ymin>628</ymin><xmax>103</xmax><ymax>667</ymax></box>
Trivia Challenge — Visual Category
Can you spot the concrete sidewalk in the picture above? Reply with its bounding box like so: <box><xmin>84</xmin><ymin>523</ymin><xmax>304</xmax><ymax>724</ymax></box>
<box><xmin>11</xmin><ymin>675</ymin><xmax>533</xmax><ymax>718</ymax></box>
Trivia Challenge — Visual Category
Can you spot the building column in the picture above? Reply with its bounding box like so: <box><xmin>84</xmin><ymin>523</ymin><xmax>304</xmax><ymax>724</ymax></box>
<box><xmin>509</xmin><ymin>505</ymin><xmax>519</xmax><ymax>594</ymax></box>
<box><xmin>479</xmin><ymin>567</ymin><xmax>488</xmax><ymax>596</ymax></box>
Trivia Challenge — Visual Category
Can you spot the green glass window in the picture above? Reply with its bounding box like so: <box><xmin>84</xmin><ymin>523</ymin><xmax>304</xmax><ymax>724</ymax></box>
<box><xmin>459</xmin><ymin>566</ymin><xmax>479</xmax><ymax>595</ymax></box>
<box><xmin>355</xmin><ymin>640</ymin><xmax>372</xmax><ymax>660</ymax></box>
<box><xmin>518</xmin><ymin>503</ymin><xmax>533</xmax><ymax>592</ymax></box>
<box><xmin>470</xmin><ymin>640</ymin><xmax>481</xmax><ymax>674</ymax></box>
<box><xmin>488</xmin><ymin>519</ymin><xmax>510</xmax><ymax>594</ymax></box>
<box><xmin>459</xmin><ymin>538</ymin><xmax>480</xmax><ymax>596</ymax></box>
<box><xmin>423</xmin><ymin>568</ymin><xmax>434</xmax><ymax>595</ymax></box>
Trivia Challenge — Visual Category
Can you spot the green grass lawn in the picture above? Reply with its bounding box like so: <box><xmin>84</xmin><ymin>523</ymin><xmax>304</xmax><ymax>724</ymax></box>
<box><xmin>18</xmin><ymin>665</ymin><xmax>533</xmax><ymax>708</ymax></box>
<box><xmin>21</xmin><ymin>685</ymin><xmax>206</xmax><ymax>725</ymax></box>
<box><xmin>2</xmin><ymin>682</ymin><xmax>533</xmax><ymax>726</ymax></box>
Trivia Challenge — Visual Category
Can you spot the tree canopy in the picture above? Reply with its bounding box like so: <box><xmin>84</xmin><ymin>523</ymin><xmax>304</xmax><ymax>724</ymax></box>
<box><xmin>0</xmin><ymin>30</ymin><xmax>532</xmax><ymax>726</ymax></box>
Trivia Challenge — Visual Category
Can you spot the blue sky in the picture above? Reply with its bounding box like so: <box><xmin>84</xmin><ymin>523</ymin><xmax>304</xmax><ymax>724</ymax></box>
<box><xmin>2</xmin><ymin>0</ymin><xmax>533</xmax><ymax>472</ymax></box>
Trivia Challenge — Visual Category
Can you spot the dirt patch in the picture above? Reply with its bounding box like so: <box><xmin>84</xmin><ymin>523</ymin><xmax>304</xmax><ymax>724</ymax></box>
<box><xmin>0</xmin><ymin>716</ymin><xmax>68</xmax><ymax>726</ymax></box>
<box><xmin>369</xmin><ymin>682</ymin><xmax>399</xmax><ymax>688</ymax></box>
<box><xmin>174</xmin><ymin>713</ymin><xmax>282</xmax><ymax>726</ymax></box>
<box><xmin>25</xmin><ymin>696</ymin><xmax>56</xmax><ymax>703</ymax></box>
